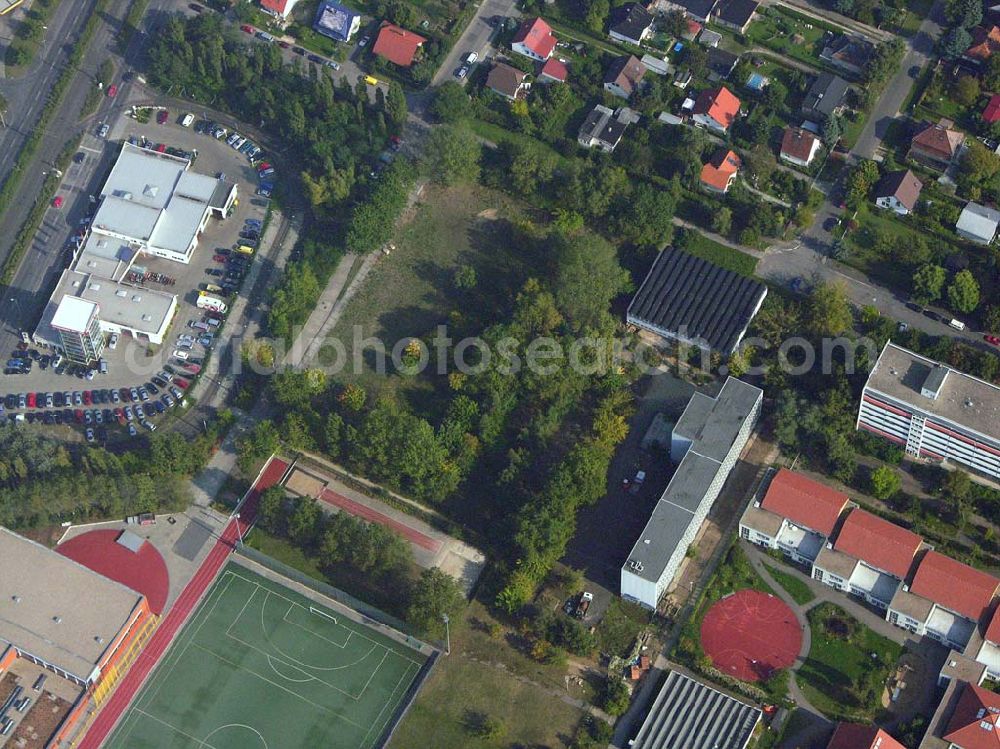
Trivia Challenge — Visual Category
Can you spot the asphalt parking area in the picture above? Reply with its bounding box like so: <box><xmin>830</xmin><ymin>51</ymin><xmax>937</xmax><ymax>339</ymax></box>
<box><xmin>0</xmin><ymin>102</ymin><xmax>274</xmax><ymax>442</ymax></box>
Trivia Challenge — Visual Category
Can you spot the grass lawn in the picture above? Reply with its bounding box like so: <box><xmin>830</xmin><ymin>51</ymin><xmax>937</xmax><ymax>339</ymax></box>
<box><xmin>391</xmin><ymin>598</ymin><xmax>591</xmax><ymax>748</ymax></box>
<box><xmin>597</xmin><ymin>599</ymin><xmax>652</xmax><ymax>658</ymax></box>
<box><xmin>840</xmin><ymin>207</ymin><xmax>935</xmax><ymax>291</ymax></box>
<box><xmin>745</xmin><ymin>7</ymin><xmax>837</xmax><ymax>72</ymax></box>
<box><xmin>763</xmin><ymin>562</ymin><xmax>816</xmax><ymax>605</ymax></box>
<box><xmin>797</xmin><ymin>602</ymin><xmax>903</xmax><ymax>721</ymax></box>
<box><xmin>678</xmin><ymin>229</ymin><xmax>759</xmax><ymax>277</ymax></box>
<box><xmin>319</xmin><ymin>183</ymin><xmax>531</xmax><ymax>415</ymax></box>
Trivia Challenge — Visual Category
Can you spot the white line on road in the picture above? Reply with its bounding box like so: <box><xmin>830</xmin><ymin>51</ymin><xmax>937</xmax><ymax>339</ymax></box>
<box><xmin>80</xmin><ymin>145</ymin><xmax>101</xmax><ymax>153</ymax></box>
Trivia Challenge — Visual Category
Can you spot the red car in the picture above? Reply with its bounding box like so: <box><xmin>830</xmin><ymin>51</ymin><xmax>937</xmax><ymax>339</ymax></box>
<box><xmin>175</xmin><ymin>378</ymin><xmax>190</xmax><ymax>389</ymax></box>
<box><xmin>74</xmin><ymin>409</ymin><xmax>84</xmax><ymax>423</ymax></box>
<box><xmin>212</xmin><ymin>254</ymin><xmax>227</xmax><ymax>263</ymax></box>
<box><xmin>240</xmin><ymin>24</ymin><xmax>254</xmax><ymax>34</ymax></box>
<box><xmin>279</xmin><ymin>41</ymin><xmax>290</xmax><ymax>49</ymax></box>
<box><xmin>82</xmin><ymin>391</ymin><xmax>92</xmax><ymax>406</ymax></box>
<box><xmin>26</xmin><ymin>393</ymin><xmax>36</xmax><ymax>408</ymax></box>
<box><xmin>107</xmin><ymin>84</ymin><xmax>118</xmax><ymax>98</ymax></box>
<box><xmin>52</xmin><ymin>196</ymin><xmax>63</xmax><ymax>208</ymax></box>
<box><xmin>986</xmin><ymin>334</ymin><xmax>1000</xmax><ymax>347</ymax></box>
<box><xmin>157</xmin><ymin>110</ymin><xmax>169</xmax><ymax>124</ymax></box>
<box><xmin>256</xmin><ymin>161</ymin><xmax>272</xmax><ymax>172</ymax></box>
<box><xmin>155</xmin><ymin>143</ymin><xmax>166</xmax><ymax>153</ymax></box>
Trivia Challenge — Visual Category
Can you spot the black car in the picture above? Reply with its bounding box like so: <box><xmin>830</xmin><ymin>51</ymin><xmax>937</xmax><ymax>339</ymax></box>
<box><xmin>206</xmin><ymin>268</ymin><xmax>224</xmax><ymax>277</ymax></box>
<box><xmin>293</xmin><ymin>47</ymin><xmax>306</xmax><ymax>55</ymax></box>
<box><xmin>53</xmin><ymin>411</ymin><xmax>63</xmax><ymax>424</ymax></box>
<box><xmin>924</xmin><ymin>309</ymin><xmax>945</xmax><ymax>322</ymax></box>
<box><xmin>905</xmin><ymin>302</ymin><xmax>923</xmax><ymax>313</ymax></box>
<box><xmin>152</xmin><ymin>375</ymin><xmax>167</xmax><ymax>388</ymax></box>
<box><xmin>43</xmin><ymin>412</ymin><xmax>54</xmax><ymax>425</ymax></box>
<box><xmin>307</xmin><ymin>54</ymin><xmax>323</xmax><ymax>63</ymax></box>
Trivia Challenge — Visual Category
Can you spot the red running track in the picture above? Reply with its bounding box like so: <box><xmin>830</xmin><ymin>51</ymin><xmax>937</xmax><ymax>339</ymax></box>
<box><xmin>77</xmin><ymin>457</ymin><xmax>289</xmax><ymax>749</ymax></box>
<box><xmin>318</xmin><ymin>487</ymin><xmax>442</xmax><ymax>553</ymax></box>
<box><xmin>700</xmin><ymin>588</ymin><xmax>802</xmax><ymax>682</ymax></box>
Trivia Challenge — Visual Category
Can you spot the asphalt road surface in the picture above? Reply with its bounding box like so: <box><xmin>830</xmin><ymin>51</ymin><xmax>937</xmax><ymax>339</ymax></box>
<box><xmin>851</xmin><ymin>0</ymin><xmax>945</xmax><ymax>160</ymax></box>
<box><xmin>431</xmin><ymin>0</ymin><xmax>520</xmax><ymax>86</ymax></box>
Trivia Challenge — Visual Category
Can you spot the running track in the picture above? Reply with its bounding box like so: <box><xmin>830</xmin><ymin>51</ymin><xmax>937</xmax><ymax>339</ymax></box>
<box><xmin>318</xmin><ymin>487</ymin><xmax>442</xmax><ymax>553</ymax></box>
<box><xmin>77</xmin><ymin>457</ymin><xmax>289</xmax><ymax>749</ymax></box>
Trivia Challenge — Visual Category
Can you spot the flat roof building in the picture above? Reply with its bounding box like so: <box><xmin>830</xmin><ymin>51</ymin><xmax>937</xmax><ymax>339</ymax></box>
<box><xmin>631</xmin><ymin>669</ymin><xmax>761</xmax><ymax>749</ymax></box>
<box><xmin>622</xmin><ymin>377</ymin><xmax>762</xmax><ymax>609</ymax></box>
<box><xmin>858</xmin><ymin>342</ymin><xmax>1000</xmax><ymax>480</ymax></box>
<box><xmin>0</xmin><ymin>526</ymin><xmax>153</xmax><ymax>687</ymax></box>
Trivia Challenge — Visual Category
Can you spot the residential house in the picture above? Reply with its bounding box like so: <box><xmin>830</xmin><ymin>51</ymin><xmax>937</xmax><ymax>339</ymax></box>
<box><xmin>640</xmin><ymin>54</ymin><xmax>671</xmax><ymax>76</ymax></box>
<box><xmin>705</xmin><ymin>47</ymin><xmax>739</xmax><ymax>80</ymax></box>
<box><xmin>609</xmin><ymin>3</ymin><xmax>655</xmax><ymax>46</ymax></box>
<box><xmin>538</xmin><ymin>57</ymin><xmax>568</xmax><ymax>83</ymax></box>
<box><xmin>486</xmin><ymin>63</ymin><xmax>530</xmax><ymax>101</ymax></box>
<box><xmin>965</xmin><ymin>25</ymin><xmax>1000</xmax><ymax>64</ymax></box>
<box><xmin>313</xmin><ymin>0</ymin><xmax>361</xmax><ymax>42</ymax></box>
<box><xmin>698</xmin><ymin>28</ymin><xmax>723</xmax><ymax>47</ymax></box>
<box><xmin>800</xmin><ymin>73</ymin><xmax>849</xmax><ymax>122</ymax></box>
<box><xmin>259</xmin><ymin>0</ymin><xmax>300</xmax><ymax>19</ymax></box>
<box><xmin>699</xmin><ymin>149</ymin><xmax>741</xmax><ymax>194</ymax></box>
<box><xmin>372</xmin><ymin>22</ymin><xmax>427</xmax><ymax>67</ymax></box>
<box><xmin>826</xmin><ymin>724</ymin><xmax>906</xmax><ymax>749</ymax></box>
<box><xmin>627</xmin><ymin>247</ymin><xmax>767</xmax><ymax>355</ymax></box>
<box><xmin>663</xmin><ymin>0</ymin><xmax>719</xmax><ymax>23</ymax></box>
<box><xmin>941</xmin><ymin>681</ymin><xmax>1000</xmax><ymax>748</ymax></box>
<box><xmin>682</xmin><ymin>17</ymin><xmax>703</xmax><ymax>40</ymax></box>
<box><xmin>956</xmin><ymin>201</ymin><xmax>1000</xmax><ymax>245</ymax></box>
<box><xmin>604</xmin><ymin>55</ymin><xmax>647</xmax><ymax>99</ymax></box>
<box><xmin>811</xmin><ymin>508</ymin><xmax>922</xmax><ymax>610</ymax></box>
<box><xmin>984</xmin><ymin>93</ymin><xmax>1000</xmax><ymax>124</ymax></box>
<box><xmin>578</xmin><ymin>105</ymin><xmax>633</xmax><ymax>151</ymax></box>
<box><xmin>820</xmin><ymin>34</ymin><xmax>876</xmax><ymax>76</ymax></box>
<box><xmin>739</xmin><ymin>469</ymin><xmax>852</xmax><ymax>565</ymax></box>
<box><xmin>976</xmin><ymin>607</ymin><xmax>1000</xmax><ymax>679</ymax></box>
<box><xmin>713</xmin><ymin>0</ymin><xmax>759</xmax><ymax>34</ymax></box>
<box><xmin>888</xmin><ymin>551</ymin><xmax>998</xmax><ymax>650</ymax></box>
<box><xmin>907</xmin><ymin>120</ymin><xmax>964</xmax><ymax>170</ymax></box>
<box><xmin>779</xmin><ymin>127</ymin><xmax>821</xmax><ymax>168</ymax></box>
<box><xmin>691</xmin><ymin>86</ymin><xmax>741</xmax><ymax>133</ymax></box>
<box><xmin>873</xmin><ymin>169</ymin><xmax>923</xmax><ymax>216</ymax></box>
<box><xmin>512</xmin><ymin>17</ymin><xmax>557</xmax><ymax>61</ymax></box>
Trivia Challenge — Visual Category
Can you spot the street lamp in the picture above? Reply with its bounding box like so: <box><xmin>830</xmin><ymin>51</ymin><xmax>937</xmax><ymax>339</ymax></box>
<box><xmin>234</xmin><ymin>512</ymin><xmax>243</xmax><ymax>547</ymax></box>
<box><xmin>442</xmin><ymin>614</ymin><xmax>450</xmax><ymax>656</ymax></box>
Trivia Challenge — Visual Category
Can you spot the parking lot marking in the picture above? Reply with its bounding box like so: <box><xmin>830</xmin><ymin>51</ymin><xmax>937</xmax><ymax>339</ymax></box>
<box><xmin>80</xmin><ymin>145</ymin><xmax>102</xmax><ymax>154</ymax></box>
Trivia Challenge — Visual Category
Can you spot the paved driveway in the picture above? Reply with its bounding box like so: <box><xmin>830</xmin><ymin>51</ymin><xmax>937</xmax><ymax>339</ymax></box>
<box><xmin>431</xmin><ymin>0</ymin><xmax>520</xmax><ymax>86</ymax></box>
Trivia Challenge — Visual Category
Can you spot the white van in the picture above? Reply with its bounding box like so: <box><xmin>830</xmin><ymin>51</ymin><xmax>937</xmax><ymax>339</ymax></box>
<box><xmin>181</xmin><ymin>113</ymin><xmax>194</xmax><ymax>127</ymax></box>
<box><xmin>949</xmin><ymin>318</ymin><xmax>967</xmax><ymax>331</ymax></box>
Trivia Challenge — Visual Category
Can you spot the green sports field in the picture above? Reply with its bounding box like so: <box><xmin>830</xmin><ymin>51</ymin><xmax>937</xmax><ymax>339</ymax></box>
<box><xmin>106</xmin><ymin>563</ymin><xmax>428</xmax><ymax>749</ymax></box>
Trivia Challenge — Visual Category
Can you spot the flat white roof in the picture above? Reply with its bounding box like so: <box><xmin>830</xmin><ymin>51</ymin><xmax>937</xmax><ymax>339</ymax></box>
<box><xmin>775</xmin><ymin>524</ymin><xmax>824</xmax><ymax>562</ymax></box>
<box><xmin>928</xmin><ymin>604</ymin><xmax>976</xmax><ymax>647</ymax></box>
<box><xmin>50</xmin><ymin>296</ymin><xmax>97</xmax><ymax>334</ymax></box>
<box><xmin>101</xmin><ymin>144</ymin><xmax>189</xmax><ymax>210</ymax></box>
<box><xmin>0</xmin><ymin>527</ymin><xmax>144</xmax><ymax>681</ymax></box>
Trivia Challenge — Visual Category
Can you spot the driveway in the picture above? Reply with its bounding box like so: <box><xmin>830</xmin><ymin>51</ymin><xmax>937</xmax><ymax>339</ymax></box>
<box><xmin>850</xmin><ymin>0</ymin><xmax>944</xmax><ymax>160</ymax></box>
<box><xmin>431</xmin><ymin>0</ymin><xmax>520</xmax><ymax>87</ymax></box>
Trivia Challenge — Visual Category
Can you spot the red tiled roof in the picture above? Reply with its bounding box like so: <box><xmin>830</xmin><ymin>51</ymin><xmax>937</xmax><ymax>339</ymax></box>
<box><xmin>261</xmin><ymin>0</ymin><xmax>292</xmax><ymax>14</ymax></box>
<box><xmin>372</xmin><ymin>21</ymin><xmax>427</xmax><ymax>67</ymax></box>
<box><xmin>539</xmin><ymin>57</ymin><xmax>568</xmax><ymax>82</ymax></box>
<box><xmin>826</xmin><ymin>723</ymin><xmax>907</xmax><ymax>749</ymax></box>
<box><xmin>874</xmin><ymin>169</ymin><xmax>923</xmax><ymax>212</ymax></box>
<box><xmin>909</xmin><ymin>550</ymin><xmax>998</xmax><ymax>622</ymax></box>
<box><xmin>986</xmin><ymin>94</ymin><xmax>1000</xmax><ymax>123</ymax></box>
<box><xmin>833</xmin><ymin>509</ymin><xmax>922</xmax><ymax>580</ymax></box>
<box><xmin>910</xmin><ymin>122</ymin><xmax>964</xmax><ymax>161</ymax></box>
<box><xmin>967</xmin><ymin>25</ymin><xmax>1000</xmax><ymax>62</ymax></box>
<box><xmin>759</xmin><ymin>469</ymin><xmax>849</xmax><ymax>537</ymax></box>
<box><xmin>944</xmin><ymin>682</ymin><xmax>1000</xmax><ymax>749</ymax></box>
<box><xmin>780</xmin><ymin>127</ymin><xmax>820</xmax><ymax>163</ymax></box>
<box><xmin>512</xmin><ymin>17</ymin><xmax>557</xmax><ymax>58</ymax></box>
<box><xmin>699</xmin><ymin>149</ymin><xmax>740</xmax><ymax>190</ymax></box>
<box><xmin>693</xmin><ymin>86</ymin><xmax>741</xmax><ymax>130</ymax></box>
<box><xmin>987</xmin><ymin>606</ymin><xmax>1000</xmax><ymax>644</ymax></box>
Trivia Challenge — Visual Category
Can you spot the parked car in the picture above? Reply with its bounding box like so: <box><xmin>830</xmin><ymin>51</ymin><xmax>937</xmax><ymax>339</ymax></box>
<box><xmin>173</xmin><ymin>350</ymin><xmax>190</xmax><ymax>361</ymax></box>
<box><xmin>157</xmin><ymin>110</ymin><xmax>169</xmax><ymax>124</ymax></box>
<box><xmin>985</xmin><ymin>334</ymin><xmax>1000</xmax><ymax>347</ymax></box>
<box><xmin>240</xmin><ymin>24</ymin><xmax>254</xmax><ymax>34</ymax></box>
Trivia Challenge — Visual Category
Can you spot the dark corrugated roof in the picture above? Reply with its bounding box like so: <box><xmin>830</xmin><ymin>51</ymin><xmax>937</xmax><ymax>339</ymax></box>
<box><xmin>632</xmin><ymin>670</ymin><xmax>761</xmax><ymax>749</ymax></box>
<box><xmin>627</xmin><ymin>247</ymin><xmax>766</xmax><ymax>354</ymax></box>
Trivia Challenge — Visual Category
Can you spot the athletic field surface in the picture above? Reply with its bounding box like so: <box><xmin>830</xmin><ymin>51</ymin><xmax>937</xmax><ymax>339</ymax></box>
<box><xmin>105</xmin><ymin>563</ymin><xmax>430</xmax><ymax>749</ymax></box>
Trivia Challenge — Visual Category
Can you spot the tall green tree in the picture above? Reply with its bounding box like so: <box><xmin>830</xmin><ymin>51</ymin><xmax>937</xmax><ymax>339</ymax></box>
<box><xmin>551</xmin><ymin>229</ymin><xmax>630</xmax><ymax>332</ymax></box>
<box><xmin>912</xmin><ymin>264</ymin><xmax>946</xmax><ymax>304</ymax></box>
<box><xmin>806</xmin><ymin>282</ymin><xmax>853</xmax><ymax>337</ymax></box>
<box><xmin>407</xmin><ymin>568</ymin><xmax>465</xmax><ymax>637</ymax></box>
<box><xmin>424</xmin><ymin>123</ymin><xmax>481</xmax><ymax>186</ymax></box>
<box><xmin>947</xmin><ymin>269</ymin><xmax>980</xmax><ymax>312</ymax></box>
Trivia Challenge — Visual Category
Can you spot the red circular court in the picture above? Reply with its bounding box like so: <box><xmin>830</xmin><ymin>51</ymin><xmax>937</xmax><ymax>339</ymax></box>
<box><xmin>700</xmin><ymin>589</ymin><xmax>801</xmax><ymax>682</ymax></box>
<box><xmin>57</xmin><ymin>529</ymin><xmax>169</xmax><ymax>615</ymax></box>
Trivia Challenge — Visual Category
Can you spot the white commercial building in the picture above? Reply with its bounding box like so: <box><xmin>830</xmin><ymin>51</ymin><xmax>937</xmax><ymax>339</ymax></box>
<box><xmin>857</xmin><ymin>342</ymin><xmax>1000</xmax><ymax>481</ymax></box>
<box><xmin>32</xmin><ymin>144</ymin><xmax>235</xmax><ymax>355</ymax></box>
<box><xmin>621</xmin><ymin>377</ymin><xmax>762</xmax><ymax>609</ymax></box>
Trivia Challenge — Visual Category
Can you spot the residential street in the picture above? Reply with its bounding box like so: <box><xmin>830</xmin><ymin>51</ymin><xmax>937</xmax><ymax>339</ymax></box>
<box><xmin>431</xmin><ymin>0</ymin><xmax>520</xmax><ymax>86</ymax></box>
<box><xmin>851</xmin><ymin>0</ymin><xmax>945</xmax><ymax>160</ymax></box>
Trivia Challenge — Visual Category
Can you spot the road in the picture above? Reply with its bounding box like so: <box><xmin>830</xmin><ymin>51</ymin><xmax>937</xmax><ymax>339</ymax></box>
<box><xmin>431</xmin><ymin>0</ymin><xmax>520</xmax><ymax>87</ymax></box>
<box><xmin>0</xmin><ymin>0</ymin><xmax>187</xmax><ymax>357</ymax></box>
<box><xmin>851</xmin><ymin>0</ymin><xmax>945</xmax><ymax>159</ymax></box>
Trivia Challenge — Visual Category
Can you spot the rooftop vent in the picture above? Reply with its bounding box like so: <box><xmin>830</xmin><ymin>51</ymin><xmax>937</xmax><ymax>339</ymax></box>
<box><xmin>141</xmin><ymin>314</ymin><xmax>152</xmax><ymax>322</ymax></box>
<box><xmin>52</xmin><ymin>616</ymin><xmax>61</xmax><ymax>624</ymax></box>
<box><xmin>920</xmin><ymin>365</ymin><xmax>948</xmax><ymax>401</ymax></box>
<box><xmin>95</xmin><ymin>636</ymin><xmax>104</xmax><ymax>645</ymax></box>
<box><xmin>89</xmin><ymin>283</ymin><xmax>100</xmax><ymax>291</ymax></box>
<box><xmin>12</xmin><ymin>595</ymin><xmax>20</xmax><ymax>604</ymax></box>
<box><xmin>115</xmin><ymin>290</ymin><xmax>127</xmax><ymax>298</ymax></box>
<box><xmin>131</xmin><ymin>295</ymin><xmax>142</xmax><ymax>302</ymax></box>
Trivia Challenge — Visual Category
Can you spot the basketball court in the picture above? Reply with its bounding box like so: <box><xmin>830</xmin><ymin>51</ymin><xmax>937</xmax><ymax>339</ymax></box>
<box><xmin>105</xmin><ymin>563</ymin><xmax>429</xmax><ymax>749</ymax></box>
<box><xmin>700</xmin><ymin>589</ymin><xmax>802</xmax><ymax>682</ymax></box>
